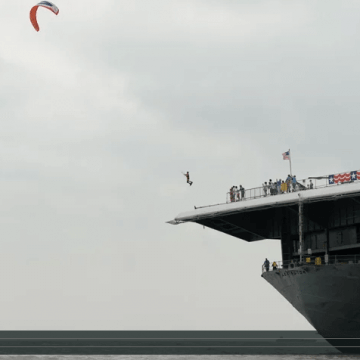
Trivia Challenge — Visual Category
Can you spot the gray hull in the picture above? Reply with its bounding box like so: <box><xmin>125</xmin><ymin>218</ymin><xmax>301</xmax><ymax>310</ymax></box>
<box><xmin>262</xmin><ymin>264</ymin><xmax>360</xmax><ymax>339</ymax></box>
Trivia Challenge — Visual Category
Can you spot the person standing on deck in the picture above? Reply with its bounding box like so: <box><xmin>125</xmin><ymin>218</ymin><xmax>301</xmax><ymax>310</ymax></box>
<box><xmin>286</xmin><ymin>174</ymin><xmax>292</xmax><ymax>193</ymax></box>
<box><xmin>271</xmin><ymin>180</ymin><xmax>276</xmax><ymax>195</ymax></box>
<box><xmin>240</xmin><ymin>185</ymin><xmax>245</xmax><ymax>200</ymax></box>
<box><xmin>263</xmin><ymin>182</ymin><xmax>268</xmax><ymax>196</ymax></box>
<box><xmin>292</xmin><ymin>175</ymin><xmax>297</xmax><ymax>192</ymax></box>
<box><xmin>264</xmin><ymin>258</ymin><xmax>270</xmax><ymax>272</ymax></box>
<box><xmin>231</xmin><ymin>186</ymin><xmax>236</xmax><ymax>202</ymax></box>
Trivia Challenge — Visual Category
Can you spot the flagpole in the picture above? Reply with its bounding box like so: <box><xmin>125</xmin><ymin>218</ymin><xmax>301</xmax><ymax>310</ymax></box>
<box><xmin>289</xmin><ymin>149</ymin><xmax>292</xmax><ymax>176</ymax></box>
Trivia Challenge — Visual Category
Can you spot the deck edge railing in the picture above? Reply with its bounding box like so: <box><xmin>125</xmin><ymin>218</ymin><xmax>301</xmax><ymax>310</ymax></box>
<box><xmin>228</xmin><ymin>169</ymin><xmax>360</xmax><ymax>204</ymax></box>
<box><xmin>262</xmin><ymin>255</ymin><xmax>360</xmax><ymax>273</ymax></box>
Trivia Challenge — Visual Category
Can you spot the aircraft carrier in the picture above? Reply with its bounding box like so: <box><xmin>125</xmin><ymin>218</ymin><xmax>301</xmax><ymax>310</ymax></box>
<box><xmin>169</xmin><ymin>171</ymin><xmax>360</xmax><ymax>352</ymax></box>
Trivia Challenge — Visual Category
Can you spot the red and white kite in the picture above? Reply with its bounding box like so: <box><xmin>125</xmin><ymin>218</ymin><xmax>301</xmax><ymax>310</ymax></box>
<box><xmin>30</xmin><ymin>1</ymin><xmax>59</xmax><ymax>32</ymax></box>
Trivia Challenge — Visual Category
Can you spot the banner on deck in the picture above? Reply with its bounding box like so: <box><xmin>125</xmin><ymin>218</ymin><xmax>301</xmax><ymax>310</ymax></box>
<box><xmin>328</xmin><ymin>171</ymin><xmax>360</xmax><ymax>184</ymax></box>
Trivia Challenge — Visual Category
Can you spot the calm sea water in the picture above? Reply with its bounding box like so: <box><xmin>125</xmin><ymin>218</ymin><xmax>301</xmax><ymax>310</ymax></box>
<box><xmin>0</xmin><ymin>356</ymin><xmax>357</xmax><ymax>360</ymax></box>
<box><xmin>0</xmin><ymin>332</ymin><xmax>353</xmax><ymax>358</ymax></box>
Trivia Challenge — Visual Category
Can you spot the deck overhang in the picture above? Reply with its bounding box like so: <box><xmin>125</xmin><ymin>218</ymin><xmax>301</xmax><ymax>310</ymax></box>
<box><xmin>170</xmin><ymin>182</ymin><xmax>360</xmax><ymax>242</ymax></box>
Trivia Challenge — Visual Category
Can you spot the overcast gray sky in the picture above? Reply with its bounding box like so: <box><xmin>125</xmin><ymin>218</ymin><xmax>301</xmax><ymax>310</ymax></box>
<box><xmin>0</xmin><ymin>0</ymin><xmax>359</xmax><ymax>330</ymax></box>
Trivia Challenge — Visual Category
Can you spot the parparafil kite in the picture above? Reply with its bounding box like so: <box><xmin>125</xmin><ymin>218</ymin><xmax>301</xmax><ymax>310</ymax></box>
<box><xmin>30</xmin><ymin>1</ymin><xmax>59</xmax><ymax>32</ymax></box>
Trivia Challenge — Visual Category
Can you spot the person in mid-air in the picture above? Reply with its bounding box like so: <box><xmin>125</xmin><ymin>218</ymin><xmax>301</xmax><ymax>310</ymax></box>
<box><xmin>185</xmin><ymin>172</ymin><xmax>193</xmax><ymax>186</ymax></box>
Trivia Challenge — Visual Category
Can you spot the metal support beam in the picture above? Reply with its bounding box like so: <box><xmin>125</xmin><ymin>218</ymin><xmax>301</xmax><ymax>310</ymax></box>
<box><xmin>299</xmin><ymin>194</ymin><xmax>304</xmax><ymax>263</ymax></box>
<box><xmin>286</xmin><ymin>205</ymin><xmax>325</xmax><ymax>229</ymax></box>
<box><xmin>325</xmin><ymin>228</ymin><xmax>329</xmax><ymax>255</ymax></box>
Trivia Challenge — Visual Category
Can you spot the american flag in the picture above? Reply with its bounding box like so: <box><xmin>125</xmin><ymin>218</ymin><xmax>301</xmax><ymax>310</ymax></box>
<box><xmin>282</xmin><ymin>151</ymin><xmax>290</xmax><ymax>160</ymax></box>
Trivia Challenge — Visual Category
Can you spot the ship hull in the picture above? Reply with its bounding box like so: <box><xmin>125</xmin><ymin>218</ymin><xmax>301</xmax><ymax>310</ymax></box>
<box><xmin>262</xmin><ymin>264</ymin><xmax>360</xmax><ymax>352</ymax></box>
